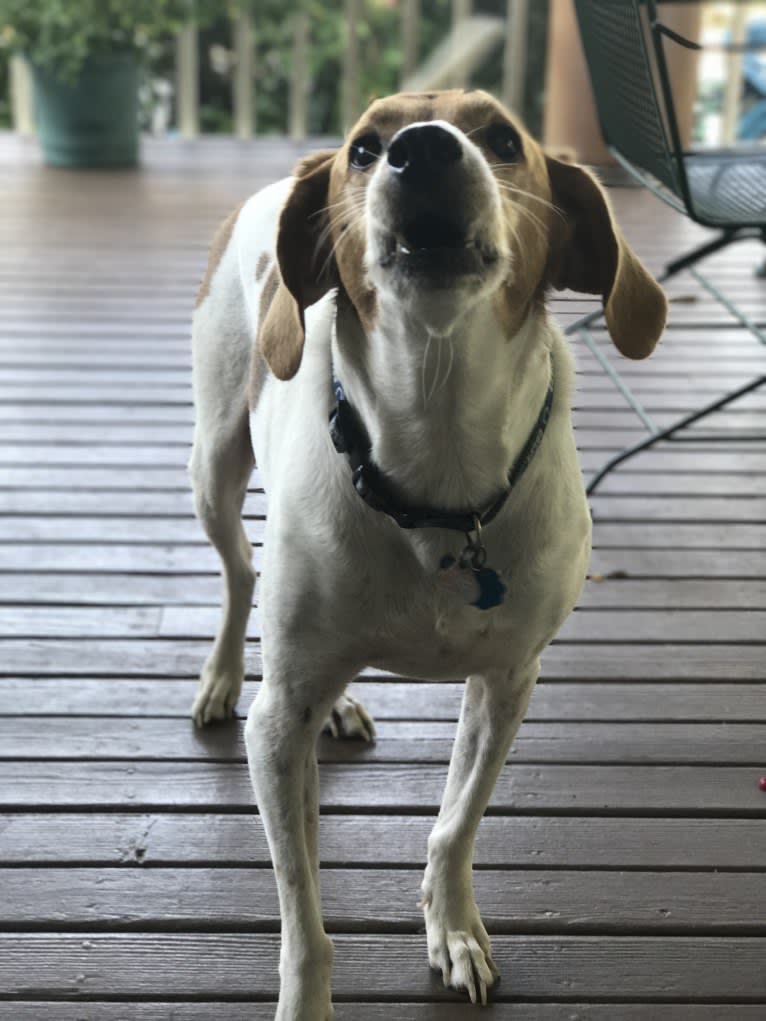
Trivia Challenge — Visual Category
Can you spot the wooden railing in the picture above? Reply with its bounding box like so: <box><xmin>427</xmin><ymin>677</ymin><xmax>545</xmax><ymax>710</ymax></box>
<box><xmin>10</xmin><ymin>0</ymin><xmax>530</xmax><ymax>140</ymax></box>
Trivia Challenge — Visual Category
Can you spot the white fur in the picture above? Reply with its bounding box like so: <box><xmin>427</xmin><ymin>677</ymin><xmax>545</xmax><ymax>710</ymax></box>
<box><xmin>191</xmin><ymin>123</ymin><xmax>591</xmax><ymax>1018</ymax></box>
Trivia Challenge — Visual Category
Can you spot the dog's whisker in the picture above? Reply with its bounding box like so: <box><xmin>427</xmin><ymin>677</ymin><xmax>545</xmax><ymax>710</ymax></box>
<box><xmin>313</xmin><ymin>219</ymin><xmax>336</xmax><ymax>256</ymax></box>
<box><xmin>429</xmin><ymin>332</ymin><xmax>443</xmax><ymax>405</ymax></box>
<box><xmin>464</xmin><ymin>121</ymin><xmax>491</xmax><ymax>139</ymax></box>
<box><xmin>316</xmin><ymin>208</ymin><xmax>368</xmax><ymax>280</ymax></box>
<box><xmin>495</xmin><ymin>181</ymin><xmax>567</xmax><ymax>223</ymax></box>
<box><xmin>312</xmin><ymin>194</ymin><xmax>366</xmax><ymax>219</ymax></box>
<box><xmin>498</xmin><ymin>187</ymin><xmax>559</xmax><ymax>219</ymax></box>
<box><xmin>313</xmin><ymin>201</ymin><xmax>364</xmax><ymax>254</ymax></box>
<box><xmin>501</xmin><ymin>214</ymin><xmax>527</xmax><ymax>261</ymax></box>
<box><xmin>435</xmin><ymin>334</ymin><xmax>455</xmax><ymax>398</ymax></box>
<box><xmin>311</xmin><ymin>195</ymin><xmax>368</xmax><ymax>274</ymax></box>
<box><xmin>496</xmin><ymin>192</ymin><xmax>551</xmax><ymax>239</ymax></box>
<box><xmin>496</xmin><ymin>185</ymin><xmax>558</xmax><ymax>214</ymax></box>
<box><xmin>421</xmin><ymin>331</ymin><xmax>433</xmax><ymax>407</ymax></box>
<box><xmin>318</xmin><ymin>218</ymin><xmax>363</xmax><ymax>277</ymax></box>
<box><xmin>511</xmin><ymin>203</ymin><xmax>549</xmax><ymax>237</ymax></box>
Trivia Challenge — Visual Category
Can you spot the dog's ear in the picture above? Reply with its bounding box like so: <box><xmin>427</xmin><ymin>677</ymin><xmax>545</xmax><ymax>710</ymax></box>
<box><xmin>545</xmin><ymin>156</ymin><xmax>667</xmax><ymax>359</ymax></box>
<box><xmin>260</xmin><ymin>149</ymin><xmax>337</xmax><ymax>380</ymax></box>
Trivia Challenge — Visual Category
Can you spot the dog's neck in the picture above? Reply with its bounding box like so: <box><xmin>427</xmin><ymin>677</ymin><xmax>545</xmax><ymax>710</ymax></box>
<box><xmin>332</xmin><ymin>292</ymin><xmax>553</xmax><ymax>515</ymax></box>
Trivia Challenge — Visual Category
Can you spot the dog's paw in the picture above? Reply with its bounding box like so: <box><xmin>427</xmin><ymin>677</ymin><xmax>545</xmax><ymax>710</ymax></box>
<box><xmin>429</xmin><ymin>927</ymin><xmax>499</xmax><ymax>1006</ymax></box>
<box><xmin>323</xmin><ymin>693</ymin><xmax>376</xmax><ymax>742</ymax></box>
<box><xmin>191</xmin><ymin>660</ymin><xmax>243</xmax><ymax>727</ymax></box>
<box><xmin>422</xmin><ymin>890</ymin><xmax>499</xmax><ymax>1005</ymax></box>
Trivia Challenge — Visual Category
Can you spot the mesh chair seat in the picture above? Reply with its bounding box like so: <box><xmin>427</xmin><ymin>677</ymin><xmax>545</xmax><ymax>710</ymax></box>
<box><xmin>686</xmin><ymin>149</ymin><xmax>766</xmax><ymax>227</ymax></box>
<box><xmin>570</xmin><ymin>0</ymin><xmax>766</xmax><ymax>495</ymax></box>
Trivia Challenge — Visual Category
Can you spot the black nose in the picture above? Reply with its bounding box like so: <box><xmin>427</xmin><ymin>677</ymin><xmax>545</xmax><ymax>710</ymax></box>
<box><xmin>387</xmin><ymin>124</ymin><xmax>462</xmax><ymax>186</ymax></box>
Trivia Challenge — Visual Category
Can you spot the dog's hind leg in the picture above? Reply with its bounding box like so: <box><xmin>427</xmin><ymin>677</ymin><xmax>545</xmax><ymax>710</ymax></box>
<box><xmin>189</xmin><ymin>411</ymin><xmax>255</xmax><ymax>726</ymax></box>
<box><xmin>189</xmin><ymin>302</ymin><xmax>256</xmax><ymax>726</ymax></box>
<box><xmin>421</xmin><ymin>660</ymin><xmax>539</xmax><ymax>1005</ymax></box>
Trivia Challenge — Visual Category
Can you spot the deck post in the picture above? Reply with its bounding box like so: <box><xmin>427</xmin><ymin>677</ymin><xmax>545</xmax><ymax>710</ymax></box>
<box><xmin>176</xmin><ymin>20</ymin><xmax>200</xmax><ymax>139</ymax></box>
<box><xmin>232</xmin><ymin>11</ymin><xmax>255</xmax><ymax>140</ymax></box>
<box><xmin>451</xmin><ymin>0</ymin><xmax>473</xmax><ymax>87</ymax></box>
<box><xmin>341</xmin><ymin>0</ymin><xmax>361</xmax><ymax>131</ymax></box>
<box><xmin>502</xmin><ymin>0</ymin><xmax>529</xmax><ymax>114</ymax></box>
<box><xmin>400</xmin><ymin>0</ymin><xmax>421</xmax><ymax>86</ymax></box>
<box><xmin>9</xmin><ymin>57</ymin><xmax>35</xmax><ymax>137</ymax></box>
<box><xmin>289</xmin><ymin>8</ymin><xmax>310</xmax><ymax>139</ymax></box>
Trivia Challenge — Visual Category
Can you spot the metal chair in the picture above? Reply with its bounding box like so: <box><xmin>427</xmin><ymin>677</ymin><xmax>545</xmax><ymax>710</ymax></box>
<box><xmin>570</xmin><ymin>0</ymin><xmax>766</xmax><ymax>494</ymax></box>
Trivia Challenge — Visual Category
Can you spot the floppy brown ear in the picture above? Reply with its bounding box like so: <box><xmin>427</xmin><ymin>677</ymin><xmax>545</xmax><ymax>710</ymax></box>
<box><xmin>259</xmin><ymin>149</ymin><xmax>337</xmax><ymax>380</ymax></box>
<box><xmin>546</xmin><ymin>156</ymin><xmax>667</xmax><ymax>359</ymax></box>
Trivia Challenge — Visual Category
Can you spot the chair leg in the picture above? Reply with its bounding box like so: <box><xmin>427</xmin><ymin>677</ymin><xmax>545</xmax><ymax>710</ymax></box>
<box><xmin>585</xmin><ymin>374</ymin><xmax>766</xmax><ymax>496</ymax></box>
<box><xmin>567</xmin><ymin>232</ymin><xmax>766</xmax><ymax>497</ymax></box>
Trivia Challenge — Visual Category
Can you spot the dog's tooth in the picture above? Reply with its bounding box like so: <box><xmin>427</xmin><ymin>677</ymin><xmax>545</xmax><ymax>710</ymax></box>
<box><xmin>398</xmin><ymin>242</ymin><xmax>411</xmax><ymax>255</ymax></box>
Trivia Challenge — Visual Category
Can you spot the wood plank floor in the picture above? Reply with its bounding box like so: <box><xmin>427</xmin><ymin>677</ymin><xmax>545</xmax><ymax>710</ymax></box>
<box><xmin>0</xmin><ymin>132</ymin><xmax>765</xmax><ymax>1018</ymax></box>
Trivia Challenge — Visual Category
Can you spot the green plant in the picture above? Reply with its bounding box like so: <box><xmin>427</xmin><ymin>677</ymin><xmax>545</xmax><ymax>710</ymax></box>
<box><xmin>0</xmin><ymin>0</ymin><xmax>222</xmax><ymax>81</ymax></box>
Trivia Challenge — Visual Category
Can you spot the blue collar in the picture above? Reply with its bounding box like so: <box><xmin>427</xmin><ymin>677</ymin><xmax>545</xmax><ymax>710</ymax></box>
<box><xmin>328</xmin><ymin>358</ymin><xmax>554</xmax><ymax>535</ymax></box>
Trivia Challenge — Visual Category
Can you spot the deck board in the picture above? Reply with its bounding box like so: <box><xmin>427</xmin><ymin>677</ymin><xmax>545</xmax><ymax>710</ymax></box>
<box><xmin>1</xmin><ymin>678</ymin><xmax>764</xmax><ymax>720</ymax></box>
<box><xmin>2</xmin><ymin>761</ymin><xmax>764</xmax><ymax>814</ymax></box>
<box><xmin>0</xmin><ymin>132</ymin><xmax>765</xmax><ymax>1015</ymax></box>
<box><xmin>4</xmin><ymin>813</ymin><xmax>765</xmax><ymax>869</ymax></box>
<box><xmin>3</xmin><ymin>867</ymin><xmax>764</xmax><ymax>933</ymax></box>
<box><xmin>2</xmin><ymin>933</ymin><xmax>765</xmax><ymax>1000</ymax></box>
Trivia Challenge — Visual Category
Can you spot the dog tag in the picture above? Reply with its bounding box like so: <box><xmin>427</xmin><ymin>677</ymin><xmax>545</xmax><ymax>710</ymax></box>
<box><xmin>472</xmin><ymin>566</ymin><xmax>507</xmax><ymax>611</ymax></box>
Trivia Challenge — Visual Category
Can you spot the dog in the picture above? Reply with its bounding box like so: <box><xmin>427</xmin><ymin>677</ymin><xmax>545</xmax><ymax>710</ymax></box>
<box><xmin>190</xmin><ymin>89</ymin><xmax>666</xmax><ymax>1017</ymax></box>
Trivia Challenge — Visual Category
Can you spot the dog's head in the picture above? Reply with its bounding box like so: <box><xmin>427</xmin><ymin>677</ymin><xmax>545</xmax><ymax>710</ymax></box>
<box><xmin>260</xmin><ymin>89</ymin><xmax>667</xmax><ymax>380</ymax></box>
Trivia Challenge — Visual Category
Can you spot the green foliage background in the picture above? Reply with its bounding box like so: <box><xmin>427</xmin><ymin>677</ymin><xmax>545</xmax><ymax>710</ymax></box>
<box><xmin>0</xmin><ymin>0</ymin><xmax>213</xmax><ymax>80</ymax></box>
<box><xmin>0</xmin><ymin>0</ymin><xmax>549</xmax><ymax>136</ymax></box>
<box><xmin>214</xmin><ymin>0</ymin><xmax>549</xmax><ymax>137</ymax></box>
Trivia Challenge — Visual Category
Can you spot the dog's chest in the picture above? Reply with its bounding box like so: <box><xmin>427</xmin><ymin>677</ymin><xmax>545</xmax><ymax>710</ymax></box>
<box><xmin>366</xmin><ymin>591</ymin><xmax>519</xmax><ymax>678</ymax></box>
<box><xmin>347</xmin><ymin>525</ymin><xmax>573</xmax><ymax>679</ymax></box>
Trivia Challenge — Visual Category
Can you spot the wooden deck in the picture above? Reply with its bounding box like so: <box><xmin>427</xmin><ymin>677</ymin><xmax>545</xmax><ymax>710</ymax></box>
<box><xmin>0</xmin><ymin>133</ymin><xmax>765</xmax><ymax>1018</ymax></box>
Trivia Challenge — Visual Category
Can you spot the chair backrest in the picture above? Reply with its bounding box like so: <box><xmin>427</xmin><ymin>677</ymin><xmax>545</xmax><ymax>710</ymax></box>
<box><xmin>573</xmin><ymin>0</ymin><xmax>686</xmax><ymax>199</ymax></box>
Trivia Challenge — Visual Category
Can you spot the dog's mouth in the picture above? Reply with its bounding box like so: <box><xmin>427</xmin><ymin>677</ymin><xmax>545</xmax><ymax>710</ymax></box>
<box><xmin>378</xmin><ymin>212</ymin><xmax>497</xmax><ymax>277</ymax></box>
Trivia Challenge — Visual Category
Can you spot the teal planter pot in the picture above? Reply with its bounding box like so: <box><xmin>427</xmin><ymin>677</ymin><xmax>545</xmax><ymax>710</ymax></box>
<box><xmin>31</xmin><ymin>56</ymin><xmax>140</xmax><ymax>167</ymax></box>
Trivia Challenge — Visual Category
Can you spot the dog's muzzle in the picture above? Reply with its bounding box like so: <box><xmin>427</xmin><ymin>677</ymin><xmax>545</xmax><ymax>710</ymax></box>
<box><xmin>377</xmin><ymin>123</ymin><xmax>498</xmax><ymax>279</ymax></box>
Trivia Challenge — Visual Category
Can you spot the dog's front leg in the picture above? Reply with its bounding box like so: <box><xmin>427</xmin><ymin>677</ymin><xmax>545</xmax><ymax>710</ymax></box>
<box><xmin>245</xmin><ymin>658</ymin><xmax>355</xmax><ymax>1021</ymax></box>
<box><xmin>421</xmin><ymin>660</ymin><xmax>538</xmax><ymax>1005</ymax></box>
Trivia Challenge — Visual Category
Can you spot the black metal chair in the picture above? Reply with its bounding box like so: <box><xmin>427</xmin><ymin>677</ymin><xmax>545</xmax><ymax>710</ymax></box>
<box><xmin>570</xmin><ymin>0</ymin><xmax>766</xmax><ymax>494</ymax></box>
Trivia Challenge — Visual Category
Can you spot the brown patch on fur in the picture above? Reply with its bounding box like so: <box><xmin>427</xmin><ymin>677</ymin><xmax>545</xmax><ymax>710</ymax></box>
<box><xmin>195</xmin><ymin>203</ymin><xmax>244</xmax><ymax>309</ymax></box>
<box><xmin>259</xmin><ymin>264</ymin><xmax>280</xmax><ymax>332</ymax></box>
<box><xmin>259</xmin><ymin>269</ymin><xmax>305</xmax><ymax>382</ymax></box>
<box><xmin>258</xmin><ymin>151</ymin><xmax>340</xmax><ymax>380</ymax></box>
<box><xmin>255</xmin><ymin>252</ymin><xmax>270</xmax><ymax>281</ymax></box>
<box><xmin>545</xmin><ymin>158</ymin><xmax>667</xmax><ymax>358</ymax></box>
<box><xmin>248</xmin><ymin>264</ymin><xmax>280</xmax><ymax>408</ymax></box>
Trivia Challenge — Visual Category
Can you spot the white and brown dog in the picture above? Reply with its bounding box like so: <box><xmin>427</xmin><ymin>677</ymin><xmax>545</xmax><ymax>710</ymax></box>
<box><xmin>190</xmin><ymin>90</ymin><xmax>666</xmax><ymax>1017</ymax></box>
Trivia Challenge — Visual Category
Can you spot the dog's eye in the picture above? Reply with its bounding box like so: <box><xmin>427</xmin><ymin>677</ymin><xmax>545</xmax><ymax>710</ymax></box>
<box><xmin>486</xmin><ymin>123</ymin><xmax>522</xmax><ymax>163</ymax></box>
<box><xmin>349</xmin><ymin>133</ymin><xmax>382</xmax><ymax>171</ymax></box>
